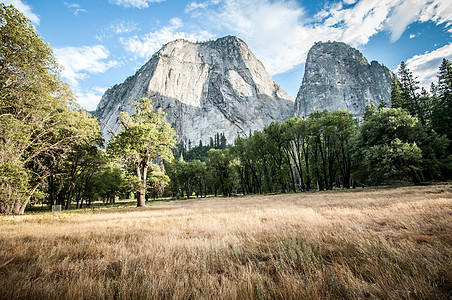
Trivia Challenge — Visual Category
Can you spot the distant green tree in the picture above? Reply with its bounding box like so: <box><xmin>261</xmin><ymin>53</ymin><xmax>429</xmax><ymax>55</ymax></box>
<box><xmin>264</xmin><ymin>121</ymin><xmax>291</xmax><ymax>193</ymax></box>
<box><xmin>390</xmin><ymin>76</ymin><xmax>403</xmax><ymax>109</ymax></box>
<box><xmin>108</xmin><ymin>98</ymin><xmax>177</xmax><ymax>207</ymax></box>
<box><xmin>397</xmin><ymin>61</ymin><xmax>426</xmax><ymax>124</ymax></box>
<box><xmin>432</xmin><ymin>58</ymin><xmax>452</xmax><ymax>141</ymax></box>
<box><xmin>147</xmin><ymin>164</ymin><xmax>170</xmax><ymax>200</ymax></box>
<box><xmin>352</xmin><ymin>107</ymin><xmax>425</xmax><ymax>184</ymax></box>
<box><xmin>282</xmin><ymin>117</ymin><xmax>309</xmax><ymax>191</ymax></box>
<box><xmin>165</xmin><ymin>155</ymin><xmax>185</xmax><ymax>198</ymax></box>
<box><xmin>206</xmin><ymin>149</ymin><xmax>232</xmax><ymax>196</ymax></box>
<box><xmin>86</xmin><ymin>163</ymin><xmax>125</xmax><ymax>206</ymax></box>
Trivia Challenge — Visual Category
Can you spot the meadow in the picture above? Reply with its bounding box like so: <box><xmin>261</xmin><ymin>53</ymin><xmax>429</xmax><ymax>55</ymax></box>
<box><xmin>0</xmin><ymin>185</ymin><xmax>451</xmax><ymax>299</ymax></box>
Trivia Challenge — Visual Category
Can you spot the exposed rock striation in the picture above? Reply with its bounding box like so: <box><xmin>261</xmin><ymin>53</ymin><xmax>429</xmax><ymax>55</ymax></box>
<box><xmin>95</xmin><ymin>36</ymin><xmax>294</xmax><ymax>146</ymax></box>
<box><xmin>295</xmin><ymin>41</ymin><xmax>393</xmax><ymax>118</ymax></box>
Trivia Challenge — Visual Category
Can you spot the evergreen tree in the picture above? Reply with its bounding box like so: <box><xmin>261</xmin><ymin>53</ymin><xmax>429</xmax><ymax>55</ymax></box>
<box><xmin>220</xmin><ymin>133</ymin><xmax>227</xmax><ymax>149</ymax></box>
<box><xmin>397</xmin><ymin>61</ymin><xmax>425</xmax><ymax>124</ymax></box>
<box><xmin>390</xmin><ymin>76</ymin><xmax>403</xmax><ymax>109</ymax></box>
<box><xmin>438</xmin><ymin>58</ymin><xmax>452</xmax><ymax>95</ymax></box>
<box><xmin>432</xmin><ymin>58</ymin><xmax>452</xmax><ymax>140</ymax></box>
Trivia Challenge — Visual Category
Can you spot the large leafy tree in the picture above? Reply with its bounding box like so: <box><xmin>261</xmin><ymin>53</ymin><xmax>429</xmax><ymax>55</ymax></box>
<box><xmin>0</xmin><ymin>4</ymin><xmax>100</xmax><ymax>214</ymax></box>
<box><xmin>352</xmin><ymin>107</ymin><xmax>425</xmax><ymax>184</ymax></box>
<box><xmin>108</xmin><ymin>98</ymin><xmax>177</xmax><ymax>207</ymax></box>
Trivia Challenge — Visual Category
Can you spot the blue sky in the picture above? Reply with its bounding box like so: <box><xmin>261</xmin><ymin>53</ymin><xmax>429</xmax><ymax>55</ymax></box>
<box><xmin>3</xmin><ymin>0</ymin><xmax>452</xmax><ymax>110</ymax></box>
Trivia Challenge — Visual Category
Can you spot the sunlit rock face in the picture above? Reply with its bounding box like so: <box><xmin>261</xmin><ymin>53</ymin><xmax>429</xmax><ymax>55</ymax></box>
<box><xmin>295</xmin><ymin>41</ymin><xmax>393</xmax><ymax>118</ymax></box>
<box><xmin>94</xmin><ymin>36</ymin><xmax>294</xmax><ymax>146</ymax></box>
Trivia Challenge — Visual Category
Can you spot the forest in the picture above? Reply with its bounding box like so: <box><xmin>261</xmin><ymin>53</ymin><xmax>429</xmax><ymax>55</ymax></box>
<box><xmin>1</xmin><ymin>4</ymin><xmax>451</xmax><ymax>214</ymax></box>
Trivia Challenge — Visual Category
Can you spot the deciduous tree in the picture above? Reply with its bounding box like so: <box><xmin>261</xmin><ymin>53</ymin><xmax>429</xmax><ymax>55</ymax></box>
<box><xmin>108</xmin><ymin>98</ymin><xmax>176</xmax><ymax>207</ymax></box>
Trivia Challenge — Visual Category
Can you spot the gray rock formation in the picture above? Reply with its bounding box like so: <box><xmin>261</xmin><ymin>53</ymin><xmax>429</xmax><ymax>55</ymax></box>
<box><xmin>295</xmin><ymin>41</ymin><xmax>393</xmax><ymax>118</ymax></box>
<box><xmin>95</xmin><ymin>36</ymin><xmax>294</xmax><ymax>146</ymax></box>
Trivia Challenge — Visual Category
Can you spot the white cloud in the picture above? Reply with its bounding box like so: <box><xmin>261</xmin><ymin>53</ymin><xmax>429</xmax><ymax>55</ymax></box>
<box><xmin>186</xmin><ymin>0</ymin><xmax>309</xmax><ymax>75</ymax></box>
<box><xmin>402</xmin><ymin>42</ymin><xmax>452</xmax><ymax>88</ymax></box>
<box><xmin>2</xmin><ymin>0</ymin><xmax>40</xmax><ymax>24</ymax></box>
<box><xmin>111</xmin><ymin>20</ymin><xmax>139</xmax><ymax>34</ymax></box>
<box><xmin>64</xmin><ymin>2</ymin><xmax>87</xmax><ymax>15</ymax></box>
<box><xmin>121</xmin><ymin>18</ymin><xmax>213</xmax><ymax>59</ymax></box>
<box><xmin>75</xmin><ymin>87</ymin><xmax>108</xmax><ymax>111</ymax></box>
<box><xmin>96</xmin><ymin>20</ymin><xmax>140</xmax><ymax>42</ymax></box>
<box><xmin>385</xmin><ymin>0</ymin><xmax>424</xmax><ymax>43</ymax></box>
<box><xmin>185</xmin><ymin>0</ymin><xmax>452</xmax><ymax>76</ymax></box>
<box><xmin>418</xmin><ymin>0</ymin><xmax>452</xmax><ymax>28</ymax></box>
<box><xmin>54</xmin><ymin>45</ymin><xmax>120</xmax><ymax>88</ymax></box>
<box><xmin>109</xmin><ymin>0</ymin><xmax>165</xmax><ymax>9</ymax></box>
<box><xmin>185</xmin><ymin>1</ymin><xmax>210</xmax><ymax>13</ymax></box>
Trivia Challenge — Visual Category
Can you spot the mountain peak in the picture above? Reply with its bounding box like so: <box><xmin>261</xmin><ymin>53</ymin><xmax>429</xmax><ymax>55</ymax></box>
<box><xmin>95</xmin><ymin>36</ymin><xmax>293</xmax><ymax>146</ymax></box>
<box><xmin>295</xmin><ymin>41</ymin><xmax>393</xmax><ymax>118</ymax></box>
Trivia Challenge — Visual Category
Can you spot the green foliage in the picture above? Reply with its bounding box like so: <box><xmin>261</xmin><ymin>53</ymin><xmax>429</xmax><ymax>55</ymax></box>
<box><xmin>108</xmin><ymin>98</ymin><xmax>177</xmax><ymax>206</ymax></box>
<box><xmin>165</xmin><ymin>156</ymin><xmax>209</xmax><ymax>198</ymax></box>
<box><xmin>147</xmin><ymin>164</ymin><xmax>170</xmax><ymax>199</ymax></box>
<box><xmin>431</xmin><ymin>58</ymin><xmax>452</xmax><ymax>141</ymax></box>
<box><xmin>352</xmin><ymin>107</ymin><xmax>425</xmax><ymax>184</ymax></box>
<box><xmin>390</xmin><ymin>76</ymin><xmax>403</xmax><ymax>109</ymax></box>
<box><xmin>396</xmin><ymin>61</ymin><xmax>428</xmax><ymax>125</ymax></box>
<box><xmin>85</xmin><ymin>162</ymin><xmax>126</xmax><ymax>205</ymax></box>
<box><xmin>0</xmin><ymin>4</ymin><xmax>101</xmax><ymax>214</ymax></box>
<box><xmin>206</xmin><ymin>149</ymin><xmax>233</xmax><ymax>196</ymax></box>
<box><xmin>176</xmin><ymin>132</ymin><xmax>228</xmax><ymax>161</ymax></box>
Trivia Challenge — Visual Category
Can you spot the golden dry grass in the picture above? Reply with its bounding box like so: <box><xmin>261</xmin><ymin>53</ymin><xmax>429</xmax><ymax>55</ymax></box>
<box><xmin>0</xmin><ymin>185</ymin><xmax>451</xmax><ymax>299</ymax></box>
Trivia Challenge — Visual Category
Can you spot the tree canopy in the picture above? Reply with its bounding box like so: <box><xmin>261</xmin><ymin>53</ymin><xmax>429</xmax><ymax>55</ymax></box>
<box><xmin>108</xmin><ymin>98</ymin><xmax>177</xmax><ymax>207</ymax></box>
<box><xmin>0</xmin><ymin>4</ymin><xmax>101</xmax><ymax>214</ymax></box>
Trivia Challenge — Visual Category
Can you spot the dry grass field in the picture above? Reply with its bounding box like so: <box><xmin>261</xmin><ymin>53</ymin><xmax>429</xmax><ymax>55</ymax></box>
<box><xmin>0</xmin><ymin>185</ymin><xmax>451</xmax><ymax>299</ymax></box>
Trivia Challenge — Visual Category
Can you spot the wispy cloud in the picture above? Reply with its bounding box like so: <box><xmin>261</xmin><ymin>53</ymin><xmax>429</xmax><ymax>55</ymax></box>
<box><xmin>75</xmin><ymin>87</ymin><xmax>109</xmax><ymax>111</ymax></box>
<box><xmin>109</xmin><ymin>0</ymin><xmax>166</xmax><ymax>9</ymax></box>
<box><xmin>121</xmin><ymin>18</ymin><xmax>213</xmax><ymax>59</ymax></box>
<box><xmin>185</xmin><ymin>0</ymin><xmax>452</xmax><ymax>78</ymax></box>
<box><xmin>185</xmin><ymin>1</ymin><xmax>210</xmax><ymax>13</ymax></box>
<box><xmin>54</xmin><ymin>45</ymin><xmax>120</xmax><ymax>88</ymax></box>
<box><xmin>96</xmin><ymin>20</ymin><xmax>140</xmax><ymax>42</ymax></box>
<box><xmin>55</xmin><ymin>45</ymin><xmax>120</xmax><ymax>110</ymax></box>
<box><xmin>402</xmin><ymin>42</ymin><xmax>452</xmax><ymax>88</ymax></box>
<box><xmin>64</xmin><ymin>2</ymin><xmax>87</xmax><ymax>16</ymax></box>
<box><xmin>2</xmin><ymin>0</ymin><xmax>40</xmax><ymax>24</ymax></box>
<box><xmin>111</xmin><ymin>20</ymin><xmax>139</xmax><ymax>34</ymax></box>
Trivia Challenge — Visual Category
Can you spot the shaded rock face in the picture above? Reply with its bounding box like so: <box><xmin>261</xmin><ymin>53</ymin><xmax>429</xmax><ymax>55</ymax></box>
<box><xmin>95</xmin><ymin>36</ymin><xmax>294</xmax><ymax>146</ymax></box>
<box><xmin>295</xmin><ymin>41</ymin><xmax>393</xmax><ymax>118</ymax></box>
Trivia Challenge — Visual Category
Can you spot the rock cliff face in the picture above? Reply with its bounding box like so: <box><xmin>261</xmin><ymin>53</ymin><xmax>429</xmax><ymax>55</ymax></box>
<box><xmin>95</xmin><ymin>36</ymin><xmax>294</xmax><ymax>146</ymax></box>
<box><xmin>295</xmin><ymin>41</ymin><xmax>393</xmax><ymax>118</ymax></box>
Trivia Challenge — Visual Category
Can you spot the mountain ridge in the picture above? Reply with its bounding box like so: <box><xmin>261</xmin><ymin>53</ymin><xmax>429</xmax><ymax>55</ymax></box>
<box><xmin>94</xmin><ymin>35</ymin><xmax>294</xmax><ymax>146</ymax></box>
<box><xmin>295</xmin><ymin>41</ymin><xmax>393</xmax><ymax>118</ymax></box>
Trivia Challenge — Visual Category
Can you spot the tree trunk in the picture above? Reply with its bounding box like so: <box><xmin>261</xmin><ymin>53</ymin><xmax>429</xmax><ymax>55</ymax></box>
<box><xmin>137</xmin><ymin>189</ymin><xmax>146</xmax><ymax>207</ymax></box>
<box><xmin>48</xmin><ymin>174</ymin><xmax>55</xmax><ymax>206</ymax></box>
<box><xmin>135</xmin><ymin>163</ymin><xmax>147</xmax><ymax>207</ymax></box>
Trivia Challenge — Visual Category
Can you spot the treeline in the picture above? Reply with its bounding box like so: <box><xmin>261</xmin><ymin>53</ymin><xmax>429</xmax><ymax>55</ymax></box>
<box><xmin>175</xmin><ymin>132</ymin><xmax>228</xmax><ymax>161</ymax></box>
<box><xmin>1</xmin><ymin>4</ymin><xmax>451</xmax><ymax>214</ymax></box>
<box><xmin>164</xmin><ymin>59</ymin><xmax>452</xmax><ymax>197</ymax></box>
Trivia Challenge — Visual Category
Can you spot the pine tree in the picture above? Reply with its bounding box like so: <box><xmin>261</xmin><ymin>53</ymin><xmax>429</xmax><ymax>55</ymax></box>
<box><xmin>398</xmin><ymin>61</ymin><xmax>425</xmax><ymax>124</ymax></box>
<box><xmin>432</xmin><ymin>58</ymin><xmax>452</xmax><ymax>140</ymax></box>
<box><xmin>390</xmin><ymin>76</ymin><xmax>403</xmax><ymax>108</ymax></box>
<box><xmin>438</xmin><ymin>58</ymin><xmax>452</xmax><ymax>95</ymax></box>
